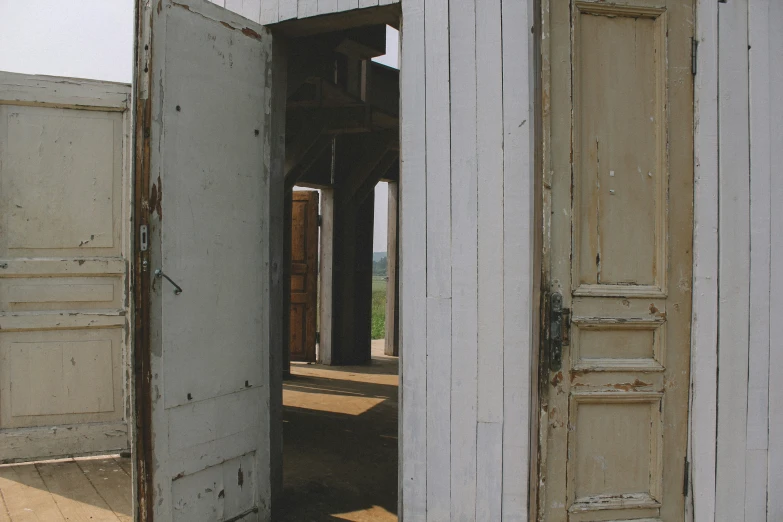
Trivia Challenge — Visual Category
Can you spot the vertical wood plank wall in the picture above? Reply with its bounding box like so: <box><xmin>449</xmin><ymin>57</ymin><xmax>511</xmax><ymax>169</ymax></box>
<box><xmin>400</xmin><ymin>0</ymin><xmax>535</xmax><ymax>520</ymax></box>
<box><xmin>693</xmin><ymin>0</ymin><xmax>782</xmax><ymax>520</ymax></box>
<box><xmin>207</xmin><ymin>0</ymin><xmax>399</xmax><ymax>25</ymax></box>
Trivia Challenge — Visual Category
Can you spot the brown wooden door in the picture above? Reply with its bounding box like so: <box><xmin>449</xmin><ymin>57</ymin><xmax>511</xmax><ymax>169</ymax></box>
<box><xmin>540</xmin><ymin>0</ymin><xmax>694</xmax><ymax>520</ymax></box>
<box><xmin>290</xmin><ymin>190</ymin><xmax>319</xmax><ymax>362</ymax></box>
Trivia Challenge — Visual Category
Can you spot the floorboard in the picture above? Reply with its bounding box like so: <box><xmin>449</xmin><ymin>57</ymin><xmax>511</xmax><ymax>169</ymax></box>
<box><xmin>0</xmin><ymin>463</ymin><xmax>65</xmax><ymax>522</ymax></box>
<box><xmin>76</xmin><ymin>457</ymin><xmax>133</xmax><ymax>521</ymax></box>
<box><xmin>35</xmin><ymin>459</ymin><xmax>120</xmax><ymax>521</ymax></box>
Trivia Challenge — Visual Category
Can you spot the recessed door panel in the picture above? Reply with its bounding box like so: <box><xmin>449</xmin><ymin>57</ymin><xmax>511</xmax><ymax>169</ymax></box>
<box><xmin>540</xmin><ymin>1</ymin><xmax>694</xmax><ymax>520</ymax></box>
<box><xmin>0</xmin><ymin>73</ymin><xmax>131</xmax><ymax>462</ymax></box>
<box><xmin>289</xmin><ymin>190</ymin><xmax>318</xmax><ymax>363</ymax></box>
<box><xmin>138</xmin><ymin>1</ymin><xmax>275</xmax><ymax>519</ymax></box>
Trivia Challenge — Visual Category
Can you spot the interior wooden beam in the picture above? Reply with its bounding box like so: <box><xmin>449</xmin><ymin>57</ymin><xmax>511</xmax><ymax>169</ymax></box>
<box><xmin>269</xmin><ymin>5</ymin><xmax>400</xmax><ymax>38</ymax></box>
<box><xmin>337</xmin><ymin>131</ymin><xmax>398</xmax><ymax>203</ymax></box>
<box><xmin>286</xmin><ymin>135</ymin><xmax>331</xmax><ymax>189</ymax></box>
<box><xmin>352</xmin><ymin>150</ymin><xmax>398</xmax><ymax>206</ymax></box>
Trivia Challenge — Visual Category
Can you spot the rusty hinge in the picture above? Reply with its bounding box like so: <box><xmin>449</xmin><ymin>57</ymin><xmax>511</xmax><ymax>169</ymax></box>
<box><xmin>691</xmin><ymin>37</ymin><xmax>698</xmax><ymax>75</ymax></box>
<box><xmin>549</xmin><ymin>292</ymin><xmax>570</xmax><ymax>372</ymax></box>
<box><xmin>683</xmin><ymin>458</ymin><xmax>690</xmax><ymax>496</ymax></box>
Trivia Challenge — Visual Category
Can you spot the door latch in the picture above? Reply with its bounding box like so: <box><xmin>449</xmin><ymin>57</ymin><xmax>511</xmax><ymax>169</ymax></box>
<box><xmin>140</xmin><ymin>225</ymin><xmax>148</xmax><ymax>252</ymax></box>
<box><xmin>549</xmin><ymin>292</ymin><xmax>570</xmax><ymax>372</ymax></box>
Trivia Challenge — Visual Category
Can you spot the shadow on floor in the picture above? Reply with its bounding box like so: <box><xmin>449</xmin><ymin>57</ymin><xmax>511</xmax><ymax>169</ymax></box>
<box><xmin>0</xmin><ymin>455</ymin><xmax>132</xmax><ymax>521</ymax></box>
<box><xmin>279</xmin><ymin>352</ymin><xmax>399</xmax><ymax>521</ymax></box>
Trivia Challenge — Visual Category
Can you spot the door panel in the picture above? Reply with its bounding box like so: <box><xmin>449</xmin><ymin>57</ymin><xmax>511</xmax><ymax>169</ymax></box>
<box><xmin>540</xmin><ymin>1</ymin><xmax>694</xmax><ymax>521</ymax></box>
<box><xmin>139</xmin><ymin>1</ymin><xmax>274</xmax><ymax>520</ymax></box>
<box><xmin>0</xmin><ymin>74</ymin><xmax>131</xmax><ymax>462</ymax></box>
<box><xmin>290</xmin><ymin>190</ymin><xmax>318</xmax><ymax>362</ymax></box>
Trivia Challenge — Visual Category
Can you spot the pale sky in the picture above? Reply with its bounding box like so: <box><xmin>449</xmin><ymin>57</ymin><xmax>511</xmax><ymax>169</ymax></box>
<box><xmin>0</xmin><ymin>1</ymin><xmax>398</xmax><ymax>252</ymax></box>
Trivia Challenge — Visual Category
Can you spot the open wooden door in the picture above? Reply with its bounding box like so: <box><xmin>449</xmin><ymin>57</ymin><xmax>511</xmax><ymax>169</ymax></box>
<box><xmin>289</xmin><ymin>190</ymin><xmax>318</xmax><ymax>363</ymax></box>
<box><xmin>134</xmin><ymin>1</ymin><xmax>281</xmax><ymax>520</ymax></box>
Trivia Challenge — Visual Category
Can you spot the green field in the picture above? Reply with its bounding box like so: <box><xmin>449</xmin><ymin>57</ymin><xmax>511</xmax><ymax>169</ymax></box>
<box><xmin>371</xmin><ymin>277</ymin><xmax>387</xmax><ymax>339</ymax></box>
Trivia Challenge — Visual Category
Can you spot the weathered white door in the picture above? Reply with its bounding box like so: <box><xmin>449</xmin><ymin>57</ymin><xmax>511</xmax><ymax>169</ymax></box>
<box><xmin>0</xmin><ymin>72</ymin><xmax>132</xmax><ymax>462</ymax></box>
<box><xmin>540</xmin><ymin>0</ymin><xmax>694</xmax><ymax>520</ymax></box>
<box><xmin>136</xmin><ymin>0</ymin><xmax>277</xmax><ymax>520</ymax></box>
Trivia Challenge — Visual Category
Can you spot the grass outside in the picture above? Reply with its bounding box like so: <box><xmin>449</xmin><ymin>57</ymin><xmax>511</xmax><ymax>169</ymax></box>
<box><xmin>371</xmin><ymin>277</ymin><xmax>387</xmax><ymax>340</ymax></box>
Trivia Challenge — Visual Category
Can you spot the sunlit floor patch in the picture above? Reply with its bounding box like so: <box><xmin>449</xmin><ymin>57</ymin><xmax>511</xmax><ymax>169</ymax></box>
<box><xmin>280</xmin><ymin>340</ymin><xmax>399</xmax><ymax>521</ymax></box>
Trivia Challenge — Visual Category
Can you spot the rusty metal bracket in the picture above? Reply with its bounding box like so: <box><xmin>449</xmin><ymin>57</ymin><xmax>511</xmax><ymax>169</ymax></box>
<box><xmin>549</xmin><ymin>292</ymin><xmax>570</xmax><ymax>372</ymax></box>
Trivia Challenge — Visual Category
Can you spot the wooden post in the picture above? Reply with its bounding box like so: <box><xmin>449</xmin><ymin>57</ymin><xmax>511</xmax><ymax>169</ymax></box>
<box><xmin>319</xmin><ymin>188</ymin><xmax>335</xmax><ymax>364</ymax></box>
<box><xmin>385</xmin><ymin>181</ymin><xmax>400</xmax><ymax>356</ymax></box>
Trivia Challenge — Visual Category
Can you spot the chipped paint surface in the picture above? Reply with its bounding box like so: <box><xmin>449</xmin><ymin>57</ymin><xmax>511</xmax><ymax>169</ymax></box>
<box><xmin>137</xmin><ymin>1</ymin><xmax>276</xmax><ymax>520</ymax></box>
<box><xmin>0</xmin><ymin>72</ymin><xmax>133</xmax><ymax>463</ymax></box>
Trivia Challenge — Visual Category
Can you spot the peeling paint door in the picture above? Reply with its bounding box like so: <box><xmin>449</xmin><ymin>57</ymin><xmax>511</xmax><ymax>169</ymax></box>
<box><xmin>0</xmin><ymin>73</ymin><xmax>132</xmax><ymax>462</ymax></box>
<box><xmin>539</xmin><ymin>0</ymin><xmax>694</xmax><ymax>520</ymax></box>
<box><xmin>290</xmin><ymin>190</ymin><xmax>318</xmax><ymax>363</ymax></box>
<box><xmin>135</xmin><ymin>1</ymin><xmax>276</xmax><ymax>520</ymax></box>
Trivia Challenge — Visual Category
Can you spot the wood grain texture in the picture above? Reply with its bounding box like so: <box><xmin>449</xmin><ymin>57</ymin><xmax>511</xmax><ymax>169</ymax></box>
<box><xmin>385</xmin><ymin>182</ymin><xmax>400</xmax><ymax>356</ymax></box>
<box><xmin>746</xmin><ymin>1</ymin><xmax>772</xmax><ymax>520</ymax></box>
<box><xmin>143</xmin><ymin>2</ymin><xmax>274</xmax><ymax>519</ymax></box>
<box><xmin>476</xmin><ymin>0</ymin><xmax>504</xmax><ymax>428</ymax></box>
<box><xmin>0</xmin><ymin>464</ymin><xmax>65</xmax><ymax>521</ymax></box>
<box><xmin>448</xmin><ymin>0</ymin><xmax>478</xmax><ymax>518</ymax></box>
<box><xmin>690</xmin><ymin>1</ymin><xmax>719</xmax><ymax>520</ymax></box>
<box><xmin>35</xmin><ymin>460</ymin><xmax>118</xmax><ymax>521</ymax></box>
<box><xmin>317</xmin><ymin>0</ymin><xmax>338</xmax><ymax>15</ymax></box>
<box><xmin>337</xmin><ymin>0</ymin><xmax>359</xmax><ymax>14</ymax></box>
<box><xmin>278</xmin><ymin>0</ymin><xmax>298</xmax><ymax>21</ymax></box>
<box><xmin>766</xmin><ymin>2</ymin><xmax>783</xmax><ymax>518</ymax></box>
<box><xmin>475</xmin><ymin>422</ymin><xmax>502</xmax><ymax>521</ymax></box>
<box><xmin>297</xmin><ymin>0</ymin><xmax>318</xmax><ymax>19</ymax></box>
<box><xmin>424</xmin><ymin>0</ymin><xmax>451</xmax><ymax>300</ymax></box>
<box><xmin>715</xmin><ymin>1</ymin><xmax>751</xmax><ymax>520</ymax></box>
<box><xmin>259</xmin><ymin>0</ymin><xmax>278</xmax><ymax>24</ymax></box>
<box><xmin>399</xmin><ymin>0</ymin><xmax>428</xmax><ymax>517</ymax></box>
<box><xmin>289</xmin><ymin>191</ymin><xmax>319</xmax><ymax>363</ymax></box>
<box><xmin>501</xmin><ymin>0</ymin><xmax>533</xmax><ymax>519</ymax></box>
<box><xmin>76</xmin><ymin>457</ymin><xmax>133</xmax><ymax>521</ymax></box>
<box><xmin>426</xmin><ymin>297</ymin><xmax>451</xmax><ymax>521</ymax></box>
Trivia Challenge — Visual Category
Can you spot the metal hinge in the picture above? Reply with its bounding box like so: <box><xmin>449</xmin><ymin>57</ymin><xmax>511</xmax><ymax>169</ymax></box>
<box><xmin>549</xmin><ymin>292</ymin><xmax>571</xmax><ymax>372</ymax></box>
<box><xmin>691</xmin><ymin>38</ymin><xmax>698</xmax><ymax>75</ymax></box>
<box><xmin>683</xmin><ymin>458</ymin><xmax>690</xmax><ymax>496</ymax></box>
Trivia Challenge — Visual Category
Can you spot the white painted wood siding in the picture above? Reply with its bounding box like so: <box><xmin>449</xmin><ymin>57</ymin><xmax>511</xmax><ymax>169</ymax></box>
<box><xmin>692</xmin><ymin>1</ymin><xmax>782</xmax><ymax>520</ymax></box>
<box><xmin>400</xmin><ymin>0</ymin><xmax>535</xmax><ymax>520</ymax></box>
<box><xmin>207</xmin><ymin>0</ymin><xmax>398</xmax><ymax>25</ymax></box>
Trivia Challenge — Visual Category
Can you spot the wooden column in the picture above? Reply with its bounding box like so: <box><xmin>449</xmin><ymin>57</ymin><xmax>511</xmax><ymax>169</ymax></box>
<box><xmin>318</xmin><ymin>188</ymin><xmax>335</xmax><ymax>364</ymax></box>
<box><xmin>330</xmin><ymin>189</ymin><xmax>375</xmax><ymax>365</ymax></box>
<box><xmin>385</xmin><ymin>181</ymin><xmax>400</xmax><ymax>356</ymax></box>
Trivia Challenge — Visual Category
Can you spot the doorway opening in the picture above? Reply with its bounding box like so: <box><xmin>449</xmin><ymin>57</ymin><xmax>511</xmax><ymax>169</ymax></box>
<box><xmin>279</xmin><ymin>20</ymin><xmax>401</xmax><ymax>520</ymax></box>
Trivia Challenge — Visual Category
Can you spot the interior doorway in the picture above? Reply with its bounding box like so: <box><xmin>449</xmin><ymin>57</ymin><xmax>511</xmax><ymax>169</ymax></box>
<box><xmin>281</xmin><ymin>22</ymin><xmax>401</xmax><ymax>517</ymax></box>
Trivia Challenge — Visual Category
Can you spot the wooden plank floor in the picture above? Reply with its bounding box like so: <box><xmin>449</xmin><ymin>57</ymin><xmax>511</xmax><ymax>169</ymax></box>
<box><xmin>0</xmin><ymin>455</ymin><xmax>132</xmax><ymax>521</ymax></box>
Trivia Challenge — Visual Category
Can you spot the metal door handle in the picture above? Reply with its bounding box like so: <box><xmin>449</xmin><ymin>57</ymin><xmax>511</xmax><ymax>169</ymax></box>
<box><xmin>154</xmin><ymin>269</ymin><xmax>183</xmax><ymax>295</ymax></box>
